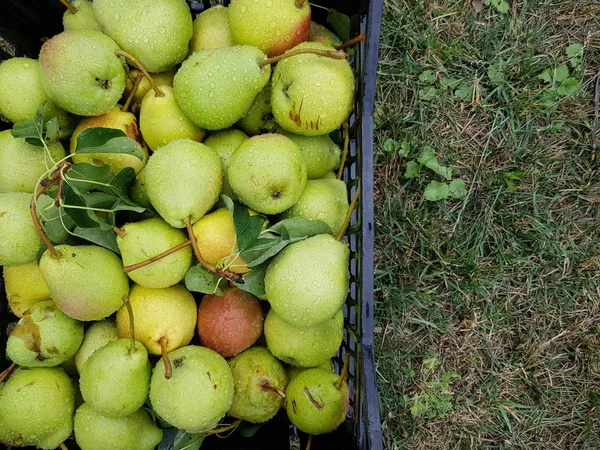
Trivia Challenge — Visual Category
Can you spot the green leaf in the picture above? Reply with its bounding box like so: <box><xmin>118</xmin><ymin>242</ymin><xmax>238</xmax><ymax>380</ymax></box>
<box><xmin>448</xmin><ymin>179</ymin><xmax>467</xmax><ymax>198</ymax></box>
<box><xmin>440</xmin><ymin>77</ymin><xmax>461</xmax><ymax>90</ymax></box>
<box><xmin>185</xmin><ymin>264</ymin><xmax>223</xmax><ymax>295</ymax></box>
<box><xmin>487</xmin><ymin>61</ymin><xmax>506</xmax><ymax>85</ymax></box>
<box><xmin>173</xmin><ymin>431</ymin><xmax>204</xmax><ymax>450</ymax></box>
<box><xmin>399</xmin><ymin>141</ymin><xmax>410</xmax><ymax>157</ymax></box>
<box><xmin>326</xmin><ymin>9</ymin><xmax>350</xmax><ymax>42</ymax></box>
<box><xmin>382</xmin><ymin>138</ymin><xmax>397</xmax><ymax>154</ymax></box>
<box><xmin>61</xmin><ymin>181</ymin><xmax>106</xmax><ymax>229</ymax></box>
<box><xmin>557</xmin><ymin>77</ymin><xmax>580</xmax><ymax>96</ymax></box>
<box><xmin>38</xmin><ymin>199</ymin><xmax>76</xmax><ymax>244</ymax></box>
<box><xmin>418</xmin><ymin>147</ymin><xmax>452</xmax><ymax>180</ymax></box>
<box><xmin>424</xmin><ymin>181</ymin><xmax>451</xmax><ymax>201</ymax></box>
<box><xmin>74</xmin><ymin>127</ymin><xmax>144</xmax><ymax>160</ymax></box>
<box><xmin>554</xmin><ymin>64</ymin><xmax>570</xmax><ymax>83</ymax></box>
<box><xmin>418</xmin><ymin>70</ymin><xmax>436</xmax><ymax>84</ymax></box>
<box><xmin>538</xmin><ymin>69</ymin><xmax>552</xmax><ymax>83</ymax></box>
<box><xmin>404</xmin><ymin>161</ymin><xmax>420</xmax><ymax>179</ymax></box>
<box><xmin>239</xmin><ymin>422</ymin><xmax>265</xmax><ymax>438</ymax></box>
<box><xmin>454</xmin><ymin>82</ymin><xmax>473</xmax><ymax>101</ymax></box>
<box><xmin>566</xmin><ymin>43</ymin><xmax>583</xmax><ymax>57</ymax></box>
<box><xmin>66</xmin><ymin>163</ymin><xmax>115</xmax><ymax>192</ymax></box>
<box><xmin>11</xmin><ymin>108</ymin><xmax>45</xmax><ymax>146</ymax></box>
<box><xmin>73</xmin><ymin>226</ymin><xmax>120</xmax><ymax>254</ymax></box>
<box><xmin>108</xmin><ymin>168</ymin><xmax>145</xmax><ymax>211</ymax></box>
<box><xmin>234</xmin><ymin>262</ymin><xmax>268</xmax><ymax>297</ymax></box>
<box><xmin>45</xmin><ymin>117</ymin><xmax>60</xmax><ymax>143</ymax></box>
<box><xmin>222</xmin><ymin>196</ymin><xmax>267</xmax><ymax>253</ymax></box>
<box><xmin>418</xmin><ymin>86</ymin><xmax>437</xmax><ymax>101</ymax></box>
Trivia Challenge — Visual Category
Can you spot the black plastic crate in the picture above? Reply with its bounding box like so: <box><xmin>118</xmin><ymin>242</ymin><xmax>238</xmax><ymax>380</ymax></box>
<box><xmin>0</xmin><ymin>1</ymin><xmax>383</xmax><ymax>448</ymax></box>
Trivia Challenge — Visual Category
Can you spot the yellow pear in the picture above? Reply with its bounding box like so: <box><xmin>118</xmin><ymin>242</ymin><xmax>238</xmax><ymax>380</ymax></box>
<box><xmin>3</xmin><ymin>262</ymin><xmax>51</xmax><ymax>318</ymax></box>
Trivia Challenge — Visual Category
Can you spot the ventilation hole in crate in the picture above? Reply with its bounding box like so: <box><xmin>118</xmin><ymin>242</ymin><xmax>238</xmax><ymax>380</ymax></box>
<box><xmin>349</xmin><ymin>304</ymin><xmax>356</xmax><ymax>326</ymax></box>
<box><xmin>350</xmin><ymin>234</ymin><xmax>357</xmax><ymax>253</ymax></box>
<box><xmin>350</xmin><ymin>257</ymin><xmax>357</xmax><ymax>277</ymax></box>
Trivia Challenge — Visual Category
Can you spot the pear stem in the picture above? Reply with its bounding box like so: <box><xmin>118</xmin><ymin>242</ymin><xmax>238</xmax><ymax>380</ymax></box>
<box><xmin>186</xmin><ymin>217</ymin><xmax>244</xmax><ymax>284</ymax></box>
<box><xmin>336</xmin><ymin>122</ymin><xmax>350</xmax><ymax>180</ymax></box>
<box><xmin>203</xmin><ymin>419</ymin><xmax>242</xmax><ymax>436</ymax></box>
<box><xmin>123</xmin><ymin>240</ymin><xmax>192</xmax><ymax>273</ymax></box>
<box><xmin>59</xmin><ymin>443</ymin><xmax>69</xmax><ymax>450</ymax></box>
<box><xmin>115</xmin><ymin>50</ymin><xmax>164</xmax><ymax>97</ymax></box>
<box><xmin>305</xmin><ymin>434</ymin><xmax>313</xmax><ymax>450</ymax></box>
<box><xmin>31</xmin><ymin>162</ymin><xmax>71</xmax><ymax>259</ymax></box>
<box><xmin>258</xmin><ymin>48</ymin><xmax>347</xmax><ymax>68</ymax></box>
<box><xmin>334</xmin><ymin>353</ymin><xmax>351</xmax><ymax>390</ymax></box>
<box><xmin>336</xmin><ymin>185</ymin><xmax>360</xmax><ymax>241</ymax></box>
<box><xmin>335</xmin><ymin>33</ymin><xmax>367</xmax><ymax>51</ymax></box>
<box><xmin>0</xmin><ymin>363</ymin><xmax>16</xmax><ymax>383</ymax></box>
<box><xmin>122</xmin><ymin>71</ymin><xmax>144</xmax><ymax>113</ymax></box>
<box><xmin>122</xmin><ymin>295</ymin><xmax>136</xmax><ymax>355</ymax></box>
<box><xmin>59</xmin><ymin>0</ymin><xmax>77</xmax><ymax>14</ymax></box>
<box><xmin>261</xmin><ymin>382</ymin><xmax>287</xmax><ymax>399</ymax></box>
<box><xmin>295</xmin><ymin>0</ymin><xmax>307</xmax><ymax>7</ymax></box>
<box><xmin>159</xmin><ymin>337</ymin><xmax>172</xmax><ymax>379</ymax></box>
<box><xmin>113</xmin><ymin>226</ymin><xmax>127</xmax><ymax>238</ymax></box>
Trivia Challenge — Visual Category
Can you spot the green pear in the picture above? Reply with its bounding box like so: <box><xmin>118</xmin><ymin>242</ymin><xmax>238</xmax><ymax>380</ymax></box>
<box><xmin>228</xmin><ymin>133</ymin><xmax>307</xmax><ymax>214</ymax></box>
<box><xmin>80</xmin><ymin>338</ymin><xmax>151</xmax><ymax>417</ymax></box>
<box><xmin>63</xmin><ymin>0</ymin><xmax>102</xmax><ymax>32</ymax></box>
<box><xmin>39</xmin><ymin>30</ymin><xmax>126</xmax><ymax>116</ymax></box>
<box><xmin>228</xmin><ymin>346</ymin><xmax>288</xmax><ymax>423</ymax></box>
<box><xmin>70</xmin><ymin>106</ymin><xmax>149</xmax><ymax>175</ymax></box>
<box><xmin>93</xmin><ymin>0</ymin><xmax>193</xmax><ymax>73</ymax></box>
<box><xmin>0</xmin><ymin>367</ymin><xmax>75</xmax><ymax>449</ymax></box>
<box><xmin>237</xmin><ymin>84</ymin><xmax>278</xmax><ymax>136</ymax></box>
<box><xmin>189</xmin><ymin>5</ymin><xmax>235</xmax><ymax>54</ymax></box>
<box><xmin>0</xmin><ymin>192</ymin><xmax>41</xmax><ymax>267</ymax></box>
<box><xmin>6</xmin><ymin>299</ymin><xmax>84</xmax><ymax>367</ymax></box>
<box><xmin>0</xmin><ymin>58</ymin><xmax>52</xmax><ymax>123</ymax></box>
<box><xmin>264</xmin><ymin>309</ymin><xmax>344</xmax><ymax>368</ymax></box>
<box><xmin>265</xmin><ymin>234</ymin><xmax>349</xmax><ymax>327</ymax></box>
<box><xmin>129</xmin><ymin>168</ymin><xmax>153</xmax><ymax>210</ymax></box>
<box><xmin>285</xmin><ymin>368</ymin><xmax>349</xmax><ymax>435</ymax></box>
<box><xmin>229</xmin><ymin>0</ymin><xmax>311</xmax><ymax>57</ymax></box>
<box><xmin>116</xmin><ymin>284</ymin><xmax>197</xmax><ymax>356</ymax></box>
<box><xmin>173</xmin><ymin>45</ymin><xmax>271</xmax><ymax>130</ymax></box>
<box><xmin>75</xmin><ymin>319</ymin><xmax>120</xmax><ymax>374</ymax></box>
<box><xmin>277</xmin><ymin>130</ymin><xmax>341</xmax><ymax>178</ymax></box>
<box><xmin>117</xmin><ymin>217</ymin><xmax>192</xmax><ymax>288</ymax></box>
<box><xmin>204</xmin><ymin>129</ymin><xmax>248</xmax><ymax>199</ymax></box>
<box><xmin>3</xmin><ymin>262</ymin><xmax>51</xmax><ymax>318</ymax></box>
<box><xmin>149</xmin><ymin>345</ymin><xmax>234</xmax><ymax>432</ymax></box>
<box><xmin>0</xmin><ymin>130</ymin><xmax>66</xmax><ymax>193</ymax></box>
<box><xmin>309</xmin><ymin>22</ymin><xmax>343</xmax><ymax>47</ymax></box>
<box><xmin>287</xmin><ymin>359</ymin><xmax>334</xmax><ymax>381</ymax></box>
<box><xmin>144</xmin><ymin>138</ymin><xmax>222</xmax><ymax>228</ymax></box>
<box><xmin>271</xmin><ymin>42</ymin><xmax>354</xmax><ymax>136</ymax></box>
<box><xmin>281</xmin><ymin>179</ymin><xmax>349</xmax><ymax>237</ymax></box>
<box><xmin>39</xmin><ymin>244</ymin><xmax>130</xmax><ymax>321</ymax></box>
<box><xmin>125</xmin><ymin>69</ymin><xmax>175</xmax><ymax>104</ymax></box>
<box><xmin>140</xmin><ymin>85</ymin><xmax>206</xmax><ymax>152</ymax></box>
<box><xmin>321</xmin><ymin>171</ymin><xmax>337</xmax><ymax>179</ymax></box>
<box><xmin>74</xmin><ymin>403</ymin><xmax>163</xmax><ymax>450</ymax></box>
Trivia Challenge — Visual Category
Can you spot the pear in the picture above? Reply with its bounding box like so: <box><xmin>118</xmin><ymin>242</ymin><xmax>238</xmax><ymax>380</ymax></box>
<box><xmin>117</xmin><ymin>217</ymin><xmax>192</xmax><ymax>288</ymax></box>
<box><xmin>271</xmin><ymin>42</ymin><xmax>355</xmax><ymax>136</ymax></box>
<box><xmin>264</xmin><ymin>309</ymin><xmax>344</xmax><ymax>368</ymax></box>
<box><xmin>277</xmin><ymin>131</ymin><xmax>341</xmax><ymax>179</ymax></box>
<box><xmin>197</xmin><ymin>287</ymin><xmax>264</xmax><ymax>357</ymax></box>
<box><xmin>3</xmin><ymin>262</ymin><xmax>50</xmax><ymax>318</ymax></box>
<box><xmin>321</xmin><ymin>171</ymin><xmax>337</xmax><ymax>179</ymax></box>
<box><xmin>173</xmin><ymin>45</ymin><xmax>271</xmax><ymax>130</ymax></box>
<box><xmin>140</xmin><ymin>85</ymin><xmax>206</xmax><ymax>152</ymax></box>
<box><xmin>264</xmin><ymin>234</ymin><xmax>349</xmax><ymax>327</ymax></box>
<box><xmin>80</xmin><ymin>338</ymin><xmax>151</xmax><ymax>417</ymax></box>
<box><xmin>0</xmin><ymin>192</ymin><xmax>41</xmax><ymax>267</ymax></box>
<box><xmin>281</xmin><ymin>178</ymin><xmax>349</xmax><ymax>237</ymax></box>
<box><xmin>75</xmin><ymin>319</ymin><xmax>120</xmax><ymax>374</ymax></box>
<box><xmin>39</xmin><ymin>244</ymin><xmax>130</xmax><ymax>321</ymax></box>
<box><xmin>204</xmin><ymin>129</ymin><xmax>248</xmax><ymax>199</ymax></box>
<box><xmin>228</xmin><ymin>133</ymin><xmax>307</xmax><ymax>214</ymax></box>
<box><xmin>125</xmin><ymin>69</ymin><xmax>175</xmax><ymax>104</ymax></box>
<box><xmin>63</xmin><ymin>0</ymin><xmax>102</xmax><ymax>32</ymax></box>
<box><xmin>6</xmin><ymin>299</ymin><xmax>84</xmax><ymax>367</ymax></box>
<box><xmin>189</xmin><ymin>5</ymin><xmax>235</xmax><ymax>54</ymax></box>
<box><xmin>228</xmin><ymin>346</ymin><xmax>288</xmax><ymax>423</ymax></box>
<box><xmin>237</xmin><ymin>84</ymin><xmax>278</xmax><ymax>136</ymax></box>
<box><xmin>191</xmin><ymin>207</ymin><xmax>251</xmax><ymax>275</ymax></box>
<box><xmin>0</xmin><ymin>367</ymin><xmax>75</xmax><ymax>449</ymax></box>
<box><xmin>93</xmin><ymin>0</ymin><xmax>193</xmax><ymax>73</ymax></box>
<box><xmin>144</xmin><ymin>138</ymin><xmax>222</xmax><ymax>228</ymax></box>
<box><xmin>74</xmin><ymin>403</ymin><xmax>163</xmax><ymax>450</ymax></box>
<box><xmin>285</xmin><ymin>368</ymin><xmax>349</xmax><ymax>435</ymax></box>
<box><xmin>129</xmin><ymin>168</ymin><xmax>153</xmax><ymax>209</ymax></box>
<box><xmin>149</xmin><ymin>345</ymin><xmax>234</xmax><ymax>432</ymax></box>
<box><xmin>229</xmin><ymin>0</ymin><xmax>311</xmax><ymax>57</ymax></box>
<box><xmin>309</xmin><ymin>22</ymin><xmax>343</xmax><ymax>47</ymax></box>
<box><xmin>0</xmin><ymin>57</ymin><xmax>53</xmax><ymax>123</ymax></box>
<box><xmin>116</xmin><ymin>284</ymin><xmax>197</xmax><ymax>357</ymax></box>
<box><xmin>39</xmin><ymin>30</ymin><xmax>126</xmax><ymax>116</ymax></box>
<box><xmin>0</xmin><ymin>130</ymin><xmax>66</xmax><ymax>193</ymax></box>
<box><xmin>70</xmin><ymin>106</ymin><xmax>149</xmax><ymax>175</ymax></box>
<box><xmin>287</xmin><ymin>359</ymin><xmax>334</xmax><ymax>381</ymax></box>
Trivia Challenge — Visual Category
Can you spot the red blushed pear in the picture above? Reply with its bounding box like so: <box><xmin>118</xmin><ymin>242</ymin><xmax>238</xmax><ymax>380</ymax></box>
<box><xmin>228</xmin><ymin>0</ymin><xmax>311</xmax><ymax>58</ymax></box>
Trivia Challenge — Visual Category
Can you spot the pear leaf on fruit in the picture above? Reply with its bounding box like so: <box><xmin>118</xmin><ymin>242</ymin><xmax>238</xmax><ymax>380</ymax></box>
<box><xmin>11</xmin><ymin>102</ymin><xmax>63</xmax><ymax>146</ymax></box>
<box><xmin>157</xmin><ymin>428</ymin><xmax>205</xmax><ymax>450</ymax></box>
<box><xmin>326</xmin><ymin>9</ymin><xmax>351</xmax><ymax>42</ymax></box>
<box><xmin>233</xmin><ymin>262</ymin><xmax>268</xmax><ymax>298</ymax></box>
<box><xmin>185</xmin><ymin>264</ymin><xmax>224</xmax><ymax>295</ymax></box>
<box><xmin>74</xmin><ymin>127</ymin><xmax>145</xmax><ymax>161</ymax></box>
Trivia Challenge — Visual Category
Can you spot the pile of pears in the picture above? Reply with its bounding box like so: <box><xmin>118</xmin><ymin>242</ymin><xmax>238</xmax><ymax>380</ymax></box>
<box><xmin>0</xmin><ymin>0</ymin><xmax>360</xmax><ymax>448</ymax></box>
